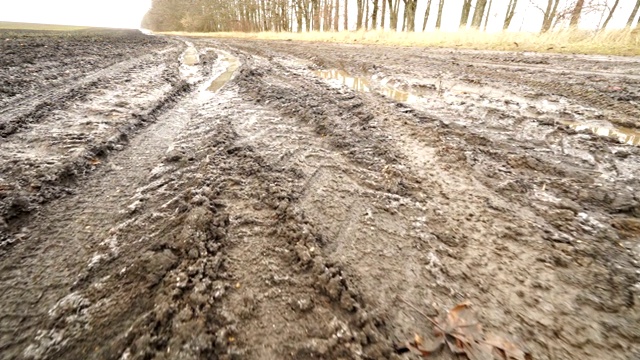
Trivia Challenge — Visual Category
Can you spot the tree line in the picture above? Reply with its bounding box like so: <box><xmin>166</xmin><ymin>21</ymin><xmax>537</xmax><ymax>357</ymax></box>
<box><xmin>142</xmin><ymin>0</ymin><xmax>640</xmax><ymax>33</ymax></box>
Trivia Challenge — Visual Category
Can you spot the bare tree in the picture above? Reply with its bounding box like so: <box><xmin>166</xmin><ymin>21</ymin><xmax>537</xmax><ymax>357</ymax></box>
<box><xmin>381</xmin><ymin>0</ymin><xmax>387</xmax><ymax>28</ymax></box>
<box><xmin>600</xmin><ymin>0</ymin><xmax>620</xmax><ymax>30</ymax></box>
<box><xmin>503</xmin><ymin>0</ymin><xmax>518</xmax><ymax>30</ymax></box>
<box><xmin>324</xmin><ymin>0</ymin><xmax>333</xmax><ymax>31</ymax></box>
<box><xmin>403</xmin><ymin>0</ymin><xmax>418</xmax><ymax>31</ymax></box>
<box><xmin>304</xmin><ymin>0</ymin><xmax>312</xmax><ymax>31</ymax></box>
<box><xmin>422</xmin><ymin>0</ymin><xmax>433</xmax><ymax>31</ymax></box>
<box><xmin>334</xmin><ymin>0</ymin><xmax>340</xmax><ymax>30</ymax></box>
<box><xmin>387</xmin><ymin>0</ymin><xmax>401</xmax><ymax>30</ymax></box>
<box><xmin>372</xmin><ymin>0</ymin><xmax>380</xmax><ymax>29</ymax></box>
<box><xmin>483</xmin><ymin>0</ymin><xmax>493</xmax><ymax>30</ymax></box>
<box><xmin>365</xmin><ymin>0</ymin><xmax>370</xmax><ymax>29</ymax></box>
<box><xmin>357</xmin><ymin>0</ymin><xmax>365</xmax><ymax>29</ymax></box>
<box><xmin>402</xmin><ymin>3</ymin><xmax>407</xmax><ymax>30</ymax></box>
<box><xmin>534</xmin><ymin>0</ymin><xmax>561</xmax><ymax>32</ymax></box>
<box><xmin>627</xmin><ymin>0</ymin><xmax>640</xmax><ymax>28</ymax></box>
<box><xmin>344</xmin><ymin>0</ymin><xmax>349</xmax><ymax>30</ymax></box>
<box><xmin>569</xmin><ymin>0</ymin><xmax>585</xmax><ymax>27</ymax></box>
<box><xmin>460</xmin><ymin>0</ymin><xmax>472</xmax><ymax>28</ymax></box>
<box><xmin>295</xmin><ymin>0</ymin><xmax>303</xmax><ymax>32</ymax></box>
<box><xmin>435</xmin><ymin>0</ymin><xmax>445</xmax><ymax>29</ymax></box>
<box><xmin>471</xmin><ymin>0</ymin><xmax>488</xmax><ymax>28</ymax></box>
<box><xmin>312</xmin><ymin>0</ymin><xmax>321</xmax><ymax>30</ymax></box>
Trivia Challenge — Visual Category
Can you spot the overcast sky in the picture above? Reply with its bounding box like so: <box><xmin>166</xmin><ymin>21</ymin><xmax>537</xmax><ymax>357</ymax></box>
<box><xmin>0</xmin><ymin>0</ymin><xmax>636</xmax><ymax>31</ymax></box>
<box><xmin>1</xmin><ymin>0</ymin><xmax>152</xmax><ymax>28</ymax></box>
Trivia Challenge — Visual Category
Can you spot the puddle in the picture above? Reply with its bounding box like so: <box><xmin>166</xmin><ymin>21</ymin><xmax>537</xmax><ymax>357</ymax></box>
<box><xmin>314</xmin><ymin>68</ymin><xmax>640</xmax><ymax>147</ymax></box>
<box><xmin>179</xmin><ymin>42</ymin><xmax>200</xmax><ymax>82</ymax></box>
<box><xmin>182</xmin><ymin>46</ymin><xmax>199</xmax><ymax>66</ymax></box>
<box><xmin>207</xmin><ymin>54</ymin><xmax>240</xmax><ymax>92</ymax></box>
<box><xmin>564</xmin><ymin>122</ymin><xmax>640</xmax><ymax>146</ymax></box>
<box><xmin>196</xmin><ymin>51</ymin><xmax>241</xmax><ymax>101</ymax></box>
<box><xmin>314</xmin><ymin>69</ymin><xmax>419</xmax><ymax>103</ymax></box>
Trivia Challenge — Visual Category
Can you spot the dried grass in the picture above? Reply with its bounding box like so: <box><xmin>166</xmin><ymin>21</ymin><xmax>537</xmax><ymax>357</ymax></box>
<box><xmin>161</xmin><ymin>28</ymin><xmax>640</xmax><ymax>56</ymax></box>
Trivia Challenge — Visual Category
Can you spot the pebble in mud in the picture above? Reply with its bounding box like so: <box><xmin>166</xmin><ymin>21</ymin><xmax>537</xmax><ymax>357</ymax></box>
<box><xmin>292</xmin><ymin>296</ymin><xmax>314</xmax><ymax>312</ymax></box>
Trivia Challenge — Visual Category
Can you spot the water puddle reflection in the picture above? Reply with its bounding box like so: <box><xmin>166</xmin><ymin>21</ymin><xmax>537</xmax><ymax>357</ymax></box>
<box><xmin>182</xmin><ymin>46</ymin><xmax>199</xmax><ymax>66</ymax></box>
<box><xmin>564</xmin><ymin>122</ymin><xmax>640</xmax><ymax>146</ymax></box>
<box><xmin>314</xmin><ymin>68</ymin><xmax>640</xmax><ymax>147</ymax></box>
<box><xmin>207</xmin><ymin>54</ymin><xmax>240</xmax><ymax>92</ymax></box>
<box><xmin>179</xmin><ymin>42</ymin><xmax>200</xmax><ymax>82</ymax></box>
<box><xmin>314</xmin><ymin>69</ymin><xmax>419</xmax><ymax>103</ymax></box>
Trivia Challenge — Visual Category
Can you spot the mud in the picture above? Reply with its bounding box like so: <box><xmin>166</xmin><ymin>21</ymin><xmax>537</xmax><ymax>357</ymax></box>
<box><xmin>0</xmin><ymin>31</ymin><xmax>639</xmax><ymax>360</ymax></box>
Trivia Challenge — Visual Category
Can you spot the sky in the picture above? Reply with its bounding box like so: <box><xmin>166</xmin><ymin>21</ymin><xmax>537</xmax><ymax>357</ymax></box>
<box><xmin>0</xmin><ymin>0</ymin><xmax>635</xmax><ymax>31</ymax></box>
<box><xmin>0</xmin><ymin>0</ymin><xmax>152</xmax><ymax>29</ymax></box>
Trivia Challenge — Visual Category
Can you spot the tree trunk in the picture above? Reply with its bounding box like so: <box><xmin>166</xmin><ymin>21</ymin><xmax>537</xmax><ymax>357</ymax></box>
<box><xmin>305</xmin><ymin>0</ymin><xmax>312</xmax><ymax>31</ymax></box>
<box><xmin>402</xmin><ymin>3</ymin><xmax>407</xmax><ymax>31</ymax></box>
<box><xmin>312</xmin><ymin>0</ymin><xmax>321</xmax><ymax>30</ymax></box>
<box><xmin>357</xmin><ymin>0</ymin><xmax>365</xmax><ymax>29</ymax></box>
<box><xmin>372</xmin><ymin>0</ymin><xmax>380</xmax><ymax>29</ymax></box>
<box><xmin>471</xmin><ymin>0</ymin><xmax>488</xmax><ymax>28</ymax></box>
<box><xmin>541</xmin><ymin>0</ymin><xmax>560</xmax><ymax>33</ymax></box>
<box><xmin>260</xmin><ymin>0</ymin><xmax>269</xmax><ymax>30</ymax></box>
<box><xmin>460</xmin><ymin>0</ymin><xmax>472</xmax><ymax>28</ymax></box>
<box><xmin>503</xmin><ymin>0</ymin><xmax>517</xmax><ymax>30</ymax></box>
<box><xmin>387</xmin><ymin>0</ymin><xmax>395</xmax><ymax>30</ymax></box>
<box><xmin>569</xmin><ymin>0</ymin><xmax>584</xmax><ymax>28</ymax></box>
<box><xmin>483</xmin><ymin>0</ymin><xmax>492</xmax><ymax>31</ymax></box>
<box><xmin>365</xmin><ymin>0</ymin><xmax>370</xmax><ymax>29</ymax></box>
<box><xmin>381</xmin><ymin>0</ymin><xmax>387</xmax><ymax>28</ymax></box>
<box><xmin>290</xmin><ymin>1</ymin><xmax>295</xmax><ymax>31</ymax></box>
<box><xmin>422</xmin><ymin>0</ymin><xmax>433</xmax><ymax>31</ymax></box>
<box><xmin>435</xmin><ymin>0</ymin><xmax>445</xmax><ymax>29</ymax></box>
<box><xmin>296</xmin><ymin>0</ymin><xmax>304</xmax><ymax>32</ymax></box>
<box><xmin>283</xmin><ymin>0</ymin><xmax>290</xmax><ymax>31</ymax></box>
<box><xmin>601</xmin><ymin>0</ymin><xmax>620</xmax><ymax>30</ymax></box>
<box><xmin>324</xmin><ymin>0</ymin><xmax>332</xmax><ymax>31</ymax></box>
<box><xmin>334</xmin><ymin>0</ymin><xmax>340</xmax><ymax>30</ymax></box>
<box><xmin>344</xmin><ymin>0</ymin><xmax>349</xmax><ymax>30</ymax></box>
<box><xmin>403</xmin><ymin>0</ymin><xmax>417</xmax><ymax>31</ymax></box>
<box><xmin>387</xmin><ymin>0</ymin><xmax>400</xmax><ymax>30</ymax></box>
<box><xmin>627</xmin><ymin>0</ymin><xmax>640</xmax><ymax>28</ymax></box>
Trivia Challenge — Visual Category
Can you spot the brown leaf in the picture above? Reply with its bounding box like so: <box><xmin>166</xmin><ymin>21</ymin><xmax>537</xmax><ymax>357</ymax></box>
<box><xmin>406</xmin><ymin>333</ymin><xmax>445</xmax><ymax>357</ymax></box>
<box><xmin>399</xmin><ymin>299</ymin><xmax>532</xmax><ymax>360</ymax></box>
<box><xmin>485</xmin><ymin>333</ymin><xmax>531</xmax><ymax>360</ymax></box>
<box><xmin>445</xmin><ymin>302</ymin><xmax>483</xmax><ymax>339</ymax></box>
<box><xmin>441</xmin><ymin>301</ymin><xmax>486</xmax><ymax>356</ymax></box>
<box><xmin>463</xmin><ymin>340</ymin><xmax>494</xmax><ymax>360</ymax></box>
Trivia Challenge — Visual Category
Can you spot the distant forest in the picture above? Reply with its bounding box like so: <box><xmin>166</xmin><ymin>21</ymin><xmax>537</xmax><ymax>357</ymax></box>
<box><xmin>142</xmin><ymin>0</ymin><xmax>640</xmax><ymax>33</ymax></box>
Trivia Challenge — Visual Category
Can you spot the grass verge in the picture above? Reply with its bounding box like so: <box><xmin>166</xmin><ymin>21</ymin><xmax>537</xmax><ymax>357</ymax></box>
<box><xmin>161</xmin><ymin>28</ymin><xmax>640</xmax><ymax>56</ymax></box>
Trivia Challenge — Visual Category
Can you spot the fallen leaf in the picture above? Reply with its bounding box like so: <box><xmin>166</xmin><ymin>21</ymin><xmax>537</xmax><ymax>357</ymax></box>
<box><xmin>397</xmin><ymin>299</ymin><xmax>532</xmax><ymax>360</ymax></box>
<box><xmin>485</xmin><ymin>333</ymin><xmax>531</xmax><ymax>360</ymax></box>
<box><xmin>404</xmin><ymin>333</ymin><xmax>445</xmax><ymax>357</ymax></box>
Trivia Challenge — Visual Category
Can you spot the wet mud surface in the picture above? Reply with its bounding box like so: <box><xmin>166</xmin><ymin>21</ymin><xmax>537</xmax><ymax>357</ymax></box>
<box><xmin>0</xmin><ymin>31</ymin><xmax>639</xmax><ymax>360</ymax></box>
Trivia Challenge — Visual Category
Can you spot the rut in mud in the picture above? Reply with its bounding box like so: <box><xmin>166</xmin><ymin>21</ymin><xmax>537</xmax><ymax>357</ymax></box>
<box><xmin>0</xmin><ymin>29</ymin><xmax>639</xmax><ymax>360</ymax></box>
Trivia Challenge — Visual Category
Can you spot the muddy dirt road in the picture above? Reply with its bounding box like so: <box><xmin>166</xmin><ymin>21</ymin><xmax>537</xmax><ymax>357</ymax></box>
<box><xmin>1</xmin><ymin>29</ymin><xmax>639</xmax><ymax>360</ymax></box>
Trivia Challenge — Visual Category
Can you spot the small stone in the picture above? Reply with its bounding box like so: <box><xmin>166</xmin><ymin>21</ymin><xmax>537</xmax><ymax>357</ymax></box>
<box><xmin>188</xmin><ymin>248</ymin><xmax>200</xmax><ymax>259</ymax></box>
<box><xmin>294</xmin><ymin>296</ymin><xmax>314</xmax><ymax>312</ymax></box>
